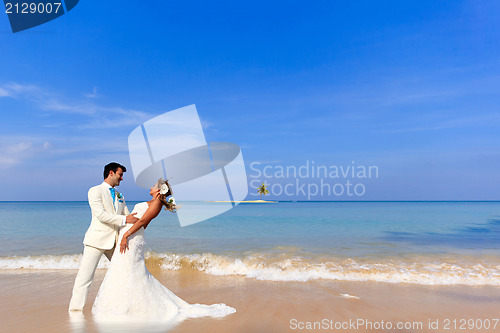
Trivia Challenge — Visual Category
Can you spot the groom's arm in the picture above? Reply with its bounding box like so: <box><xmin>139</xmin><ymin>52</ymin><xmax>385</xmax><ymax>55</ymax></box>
<box><xmin>88</xmin><ymin>187</ymin><xmax>129</xmax><ymax>227</ymax></box>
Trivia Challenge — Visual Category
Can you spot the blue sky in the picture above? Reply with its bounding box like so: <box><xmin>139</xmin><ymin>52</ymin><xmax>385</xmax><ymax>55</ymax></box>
<box><xmin>1</xmin><ymin>0</ymin><xmax>499</xmax><ymax>200</ymax></box>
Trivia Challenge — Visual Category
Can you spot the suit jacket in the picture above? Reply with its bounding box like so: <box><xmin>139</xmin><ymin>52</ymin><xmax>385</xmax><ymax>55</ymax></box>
<box><xmin>83</xmin><ymin>182</ymin><xmax>131</xmax><ymax>250</ymax></box>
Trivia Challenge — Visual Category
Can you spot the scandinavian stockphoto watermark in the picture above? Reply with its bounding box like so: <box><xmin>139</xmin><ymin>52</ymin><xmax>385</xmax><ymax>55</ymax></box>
<box><xmin>3</xmin><ymin>0</ymin><xmax>80</xmax><ymax>33</ymax></box>
<box><xmin>289</xmin><ymin>318</ymin><xmax>500</xmax><ymax>331</ymax></box>
<box><xmin>249</xmin><ymin>160</ymin><xmax>379</xmax><ymax>200</ymax></box>
<box><xmin>128</xmin><ymin>104</ymin><xmax>248</xmax><ymax>227</ymax></box>
<box><xmin>290</xmin><ymin>318</ymin><xmax>424</xmax><ymax>331</ymax></box>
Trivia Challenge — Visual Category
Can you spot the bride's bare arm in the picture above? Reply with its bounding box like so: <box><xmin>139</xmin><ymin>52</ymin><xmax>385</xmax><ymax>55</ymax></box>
<box><xmin>120</xmin><ymin>198</ymin><xmax>162</xmax><ymax>253</ymax></box>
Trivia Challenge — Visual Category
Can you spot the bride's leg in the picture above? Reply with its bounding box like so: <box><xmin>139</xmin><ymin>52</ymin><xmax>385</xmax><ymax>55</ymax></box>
<box><xmin>69</xmin><ymin>245</ymin><xmax>105</xmax><ymax>311</ymax></box>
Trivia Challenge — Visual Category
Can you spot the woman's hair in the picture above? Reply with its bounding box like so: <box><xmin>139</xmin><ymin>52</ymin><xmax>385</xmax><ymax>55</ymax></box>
<box><xmin>156</xmin><ymin>178</ymin><xmax>176</xmax><ymax>212</ymax></box>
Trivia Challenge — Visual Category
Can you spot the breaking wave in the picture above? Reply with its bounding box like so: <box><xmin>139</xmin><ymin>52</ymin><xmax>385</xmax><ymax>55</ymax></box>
<box><xmin>1</xmin><ymin>252</ymin><xmax>499</xmax><ymax>286</ymax></box>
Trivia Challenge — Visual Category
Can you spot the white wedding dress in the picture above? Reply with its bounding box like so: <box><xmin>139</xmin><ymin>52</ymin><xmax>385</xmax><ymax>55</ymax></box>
<box><xmin>92</xmin><ymin>202</ymin><xmax>235</xmax><ymax>322</ymax></box>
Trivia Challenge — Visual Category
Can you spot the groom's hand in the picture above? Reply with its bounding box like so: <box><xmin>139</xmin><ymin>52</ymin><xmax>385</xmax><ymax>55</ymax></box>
<box><xmin>126</xmin><ymin>213</ymin><xmax>139</xmax><ymax>224</ymax></box>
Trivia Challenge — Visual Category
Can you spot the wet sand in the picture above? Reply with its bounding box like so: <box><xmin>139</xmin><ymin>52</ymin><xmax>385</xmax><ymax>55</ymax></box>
<box><xmin>1</xmin><ymin>267</ymin><xmax>500</xmax><ymax>333</ymax></box>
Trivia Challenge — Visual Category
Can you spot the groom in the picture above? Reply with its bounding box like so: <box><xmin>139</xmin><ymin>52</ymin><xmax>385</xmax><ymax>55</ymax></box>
<box><xmin>69</xmin><ymin>162</ymin><xmax>139</xmax><ymax>311</ymax></box>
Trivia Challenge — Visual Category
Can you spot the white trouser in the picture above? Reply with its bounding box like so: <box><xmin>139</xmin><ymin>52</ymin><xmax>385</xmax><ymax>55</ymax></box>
<box><xmin>68</xmin><ymin>245</ymin><xmax>114</xmax><ymax>311</ymax></box>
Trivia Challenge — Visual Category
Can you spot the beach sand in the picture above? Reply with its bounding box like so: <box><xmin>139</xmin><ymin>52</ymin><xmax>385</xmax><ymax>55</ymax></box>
<box><xmin>1</xmin><ymin>266</ymin><xmax>500</xmax><ymax>333</ymax></box>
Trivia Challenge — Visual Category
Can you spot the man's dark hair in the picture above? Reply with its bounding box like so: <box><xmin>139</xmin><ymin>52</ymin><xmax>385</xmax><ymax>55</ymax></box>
<box><xmin>103</xmin><ymin>162</ymin><xmax>127</xmax><ymax>179</ymax></box>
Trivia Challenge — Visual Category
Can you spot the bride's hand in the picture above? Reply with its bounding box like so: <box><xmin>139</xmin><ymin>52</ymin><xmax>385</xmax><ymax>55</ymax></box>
<box><xmin>120</xmin><ymin>236</ymin><xmax>129</xmax><ymax>254</ymax></box>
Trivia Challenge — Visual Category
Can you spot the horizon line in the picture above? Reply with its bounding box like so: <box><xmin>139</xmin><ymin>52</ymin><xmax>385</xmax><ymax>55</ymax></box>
<box><xmin>1</xmin><ymin>200</ymin><xmax>499</xmax><ymax>203</ymax></box>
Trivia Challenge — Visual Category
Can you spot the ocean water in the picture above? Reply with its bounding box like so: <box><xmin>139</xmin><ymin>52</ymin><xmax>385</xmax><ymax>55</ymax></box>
<box><xmin>1</xmin><ymin>201</ymin><xmax>500</xmax><ymax>285</ymax></box>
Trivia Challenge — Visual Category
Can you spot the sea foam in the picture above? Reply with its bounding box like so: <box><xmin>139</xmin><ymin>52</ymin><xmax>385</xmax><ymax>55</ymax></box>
<box><xmin>2</xmin><ymin>252</ymin><xmax>499</xmax><ymax>286</ymax></box>
<box><xmin>0</xmin><ymin>254</ymin><xmax>109</xmax><ymax>270</ymax></box>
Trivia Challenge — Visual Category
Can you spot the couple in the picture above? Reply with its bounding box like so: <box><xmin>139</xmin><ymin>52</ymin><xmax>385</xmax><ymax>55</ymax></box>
<box><xmin>69</xmin><ymin>162</ymin><xmax>235</xmax><ymax>321</ymax></box>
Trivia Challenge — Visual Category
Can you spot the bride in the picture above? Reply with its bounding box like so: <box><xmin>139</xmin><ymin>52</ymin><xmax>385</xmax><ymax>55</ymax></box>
<box><xmin>92</xmin><ymin>178</ymin><xmax>235</xmax><ymax>321</ymax></box>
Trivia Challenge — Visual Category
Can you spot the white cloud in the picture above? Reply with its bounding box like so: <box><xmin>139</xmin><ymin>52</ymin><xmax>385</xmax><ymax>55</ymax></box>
<box><xmin>0</xmin><ymin>87</ymin><xmax>12</xmax><ymax>97</ymax></box>
<box><xmin>0</xmin><ymin>155</ymin><xmax>19</xmax><ymax>168</ymax></box>
<box><xmin>0</xmin><ymin>82</ymin><xmax>40</xmax><ymax>99</ymax></box>
<box><xmin>77</xmin><ymin>106</ymin><xmax>150</xmax><ymax>128</ymax></box>
<box><xmin>200</xmin><ymin>119</ymin><xmax>213</xmax><ymax>130</ymax></box>
<box><xmin>84</xmin><ymin>86</ymin><xmax>99</xmax><ymax>98</ymax></box>
<box><xmin>0</xmin><ymin>81</ymin><xmax>153</xmax><ymax>128</ymax></box>
<box><xmin>0</xmin><ymin>140</ymin><xmax>51</xmax><ymax>169</ymax></box>
<box><xmin>4</xmin><ymin>82</ymin><xmax>38</xmax><ymax>94</ymax></box>
<box><xmin>41</xmin><ymin>98</ymin><xmax>97</xmax><ymax>115</ymax></box>
<box><xmin>5</xmin><ymin>142</ymin><xmax>33</xmax><ymax>154</ymax></box>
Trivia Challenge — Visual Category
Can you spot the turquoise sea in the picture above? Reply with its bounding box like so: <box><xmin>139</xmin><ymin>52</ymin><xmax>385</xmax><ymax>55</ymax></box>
<box><xmin>1</xmin><ymin>201</ymin><xmax>499</xmax><ymax>285</ymax></box>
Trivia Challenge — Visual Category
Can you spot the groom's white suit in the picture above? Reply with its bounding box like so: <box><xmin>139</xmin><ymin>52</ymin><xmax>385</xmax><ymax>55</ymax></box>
<box><xmin>69</xmin><ymin>181</ymin><xmax>130</xmax><ymax>311</ymax></box>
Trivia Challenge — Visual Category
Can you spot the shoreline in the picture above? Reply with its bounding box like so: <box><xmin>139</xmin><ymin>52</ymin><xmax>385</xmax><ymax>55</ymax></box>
<box><xmin>3</xmin><ymin>200</ymin><xmax>500</xmax><ymax>202</ymax></box>
<box><xmin>206</xmin><ymin>200</ymin><xmax>277</xmax><ymax>203</ymax></box>
<box><xmin>2</xmin><ymin>252</ymin><xmax>500</xmax><ymax>286</ymax></box>
<box><xmin>1</xmin><ymin>269</ymin><xmax>500</xmax><ymax>332</ymax></box>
